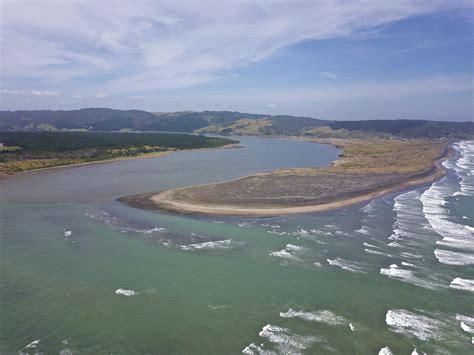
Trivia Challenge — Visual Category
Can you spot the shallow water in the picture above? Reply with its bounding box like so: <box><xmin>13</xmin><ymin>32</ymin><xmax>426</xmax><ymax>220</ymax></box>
<box><xmin>1</xmin><ymin>137</ymin><xmax>472</xmax><ymax>354</ymax></box>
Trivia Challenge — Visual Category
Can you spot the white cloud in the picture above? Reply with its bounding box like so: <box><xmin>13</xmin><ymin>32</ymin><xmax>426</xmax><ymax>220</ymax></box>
<box><xmin>2</xmin><ymin>89</ymin><xmax>28</xmax><ymax>94</ymax></box>
<box><xmin>2</xmin><ymin>89</ymin><xmax>60</xmax><ymax>96</ymax></box>
<box><xmin>1</xmin><ymin>1</ymin><xmax>471</xmax><ymax>94</ymax></box>
<box><xmin>31</xmin><ymin>90</ymin><xmax>61</xmax><ymax>96</ymax></box>
<box><xmin>316</xmin><ymin>71</ymin><xmax>338</xmax><ymax>79</ymax></box>
<box><xmin>96</xmin><ymin>93</ymin><xmax>109</xmax><ymax>98</ymax></box>
<box><xmin>265</xmin><ymin>103</ymin><xmax>277</xmax><ymax>108</ymax></box>
<box><xmin>185</xmin><ymin>74</ymin><xmax>473</xmax><ymax>105</ymax></box>
<box><xmin>128</xmin><ymin>95</ymin><xmax>142</xmax><ymax>100</ymax></box>
<box><xmin>71</xmin><ymin>94</ymin><xmax>83</xmax><ymax>99</ymax></box>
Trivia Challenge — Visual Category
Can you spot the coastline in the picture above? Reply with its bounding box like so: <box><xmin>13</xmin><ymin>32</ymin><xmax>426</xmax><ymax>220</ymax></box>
<box><xmin>118</xmin><ymin>140</ymin><xmax>450</xmax><ymax>217</ymax></box>
<box><xmin>0</xmin><ymin>143</ymin><xmax>241</xmax><ymax>178</ymax></box>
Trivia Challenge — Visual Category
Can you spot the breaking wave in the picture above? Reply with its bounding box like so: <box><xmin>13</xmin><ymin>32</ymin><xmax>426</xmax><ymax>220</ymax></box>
<box><xmin>380</xmin><ymin>264</ymin><xmax>442</xmax><ymax>290</ymax></box>
<box><xmin>378</xmin><ymin>347</ymin><xmax>393</xmax><ymax>355</ymax></box>
<box><xmin>279</xmin><ymin>308</ymin><xmax>348</xmax><ymax>326</ymax></box>
<box><xmin>242</xmin><ymin>324</ymin><xmax>319</xmax><ymax>354</ymax></box>
<box><xmin>385</xmin><ymin>309</ymin><xmax>442</xmax><ymax>341</ymax></box>
<box><xmin>327</xmin><ymin>257</ymin><xmax>368</xmax><ymax>274</ymax></box>
<box><xmin>86</xmin><ymin>209</ymin><xmax>167</xmax><ymax>236</ymax></box>
<box><xmin>420</xmin><ymin>144</ymin><xmax>474</xmax><ymax>267</ymax></box>
<box><xmin>269</xmin><ymin>244</ymin><xmax>311</xmax><ymax>264</ymax></box>
<box><xmin>115</xmin><ymin>288</ymin><xmax>138</xmax><ymax>296</ymax></box>
<box><xmin>449</xmin><ymin>141</ymin><xmax>474</xmax><ymax>196</ymax></box>
<box><xmin>450</xmin><ymin>278</ymin><xmax>474</xmax><ymax>292</ymax></box>
<box><xmin>433</xmin><ymin>249</ymin><xmax>474</xmax><ymax>266</ymax></box>
<box><xmin>180</xmin><ymin>238</ymin><xmax>240</xmax><ymax>251</ymax></box>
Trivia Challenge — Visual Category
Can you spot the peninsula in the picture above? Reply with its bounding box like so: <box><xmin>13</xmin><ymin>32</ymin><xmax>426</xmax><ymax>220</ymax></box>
<box><xmin>118</xmin><ymin>138</ymin><xmax>448</xmax><ymax>216</ymax></box>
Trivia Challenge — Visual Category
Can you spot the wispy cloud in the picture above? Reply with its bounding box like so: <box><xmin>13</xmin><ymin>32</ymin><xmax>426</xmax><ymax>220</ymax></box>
<box><xmin>2</xmin><ymin>89</ymin><xmax>29</xmax><ymax>95</ymax></box>
<box><xmin>188</xmin><ymin>74</ymin><xmax>473</xmax><ymax>106</ymax></box>
<box><xmin>315</xmin><ymin>71</ymin><xmax>338</xmax><ymax>79</ymax></box>
<box><xmin>31</xmin><ymin>90</ymin><xmax>61</xmax><ymax>96</ymax></box>
<box><xmin>2</xmin><ymin>0</ymin><xmax>470</xmax><ymax>94</ymax></box>
<box><xmin>96</xmin><ymin>93</ymin><xmax>109</xmax><ymax>99</ymax></box>
<box><xmin>2</xmin><ymin>89</ymin><xmax>61</xmax><ymax>96</ymax></box>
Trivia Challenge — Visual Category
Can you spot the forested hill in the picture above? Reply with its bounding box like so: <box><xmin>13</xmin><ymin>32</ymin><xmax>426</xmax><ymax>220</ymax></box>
<box><xmin>0</xmin><ymin>108</ymin><xmax>472</xmax><ymax>139</ymax></box>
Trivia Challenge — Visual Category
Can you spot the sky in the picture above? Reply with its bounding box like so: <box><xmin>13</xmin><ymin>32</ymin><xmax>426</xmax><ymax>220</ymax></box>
<box><xmin>0</xmin><ymin>0</ymin><xmax>473</xmax><ymax>121</ymax></box>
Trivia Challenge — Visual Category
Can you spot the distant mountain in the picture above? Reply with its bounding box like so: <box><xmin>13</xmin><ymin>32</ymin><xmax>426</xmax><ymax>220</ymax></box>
<box><xmin>0</xmin><ymin>108</ymin><xmax>157</xmax><ymax>132</ymax></box>
<box><xmin>0</xmin><ymin>108</ymin><xmax>472</xmax><ymax>139</ymax></box>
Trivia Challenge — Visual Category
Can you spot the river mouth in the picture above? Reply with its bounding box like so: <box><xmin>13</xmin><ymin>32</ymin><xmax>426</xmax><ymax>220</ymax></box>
<box><xmin>0</xmin><ymin>136</ymin><xmax>340</xmax><ymax>203</ymax></box>
<box><xmin>1</xmin><ymin>138</ymin><xmax>473</xmax><ymax>354</ymax></box>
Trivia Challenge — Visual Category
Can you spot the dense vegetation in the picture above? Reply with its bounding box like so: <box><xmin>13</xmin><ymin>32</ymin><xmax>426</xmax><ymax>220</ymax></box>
<box><xmin>0</xmin><ymin>108</ymin><xmax>472</xmax><ymax>139</ymax></box>
<box><xmin>0</xmin><ymin>132</ymin><xmax>236</xmax><ymax>174</ymax></box>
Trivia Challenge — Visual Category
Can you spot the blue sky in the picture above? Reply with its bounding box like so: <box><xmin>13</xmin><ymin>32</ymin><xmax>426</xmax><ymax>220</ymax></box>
<box><xmin>1</xmin><ymin>0</ymin><xmax>473</xmax><ymax>121</ymax></box>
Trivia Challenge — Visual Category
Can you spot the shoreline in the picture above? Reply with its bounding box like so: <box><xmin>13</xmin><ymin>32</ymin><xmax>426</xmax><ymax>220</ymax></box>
<box><xmin>0</xmin><ymin>143</ymin><xmax>241</xmax><ymax>178</ymax></box>
<box><xmin>118</xmin><ymin>141</ymin><xmax>450</xmax><ymax>217</ymax></box>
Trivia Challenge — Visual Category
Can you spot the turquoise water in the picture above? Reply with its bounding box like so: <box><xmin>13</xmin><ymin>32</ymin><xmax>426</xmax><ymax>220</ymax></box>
<box><xmin>1</xmin><ymin>137</ymin><xmax>473</xmax><ymax>354</ymax></box>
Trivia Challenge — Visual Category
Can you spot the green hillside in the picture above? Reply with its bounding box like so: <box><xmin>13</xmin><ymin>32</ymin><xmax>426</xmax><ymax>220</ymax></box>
<box><xmin>0</xmin><ymin>108</ymin><xmax>472</xmax><ymax>139</ymax></box>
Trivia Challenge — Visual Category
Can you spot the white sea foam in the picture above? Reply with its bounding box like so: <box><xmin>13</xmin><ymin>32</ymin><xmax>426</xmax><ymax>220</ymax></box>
<box><xmin>141</xmin><ymin>226</ymin><xmax>167</xmax><ymax>234</ymax></box>
<box><xmin>456</xmin><ymin>314</ymin><xmax>474</xmax><ymax>344</ymax></box>
<box><xmin>360</xmin><ymin>199</ymin><xmax>376</xmax><ymax>214</ymax></box>
<box><xmin>434</xmin><ymin>248</ymin><xmax>474</xmax><ymax>266</ymax></box>
<box><xmin>363</xmin><ymin>242</ymin><xmax>381</xmax><ymax>249</ymax></box>
<box><xmin>451</xmin><ymin>141</ymin><xmax>474</xmax><ymax>196</ymax></box>
<box><xmin>86</xmin><ymin>210</ymin><xmax>167</xmax><ymax>235</ymax></box>
<box><xmin>378</xmin><ymin>347</ymin><xmax>393</xmax><ymax>355</ymax></box>
<box><xmin>208</xmin><ymin>305</ymin><xmax>230</xmax><ymax>310</ymax></box>
<box><xmin>269</xmin><ymin>244</ymin><xmax>310</xmax><ymax>263</ymax></box>
<box><xmin>237</xmin><ymin>222</ymin><xmax>252</xmax><ymax>228</ymax></box>
<box><xmin>242</xmin><ymin>324</ymin><xmax>319</xmax><ymax>354</ymax></box>
<box><xmin>327</xmin><ymin>257</ymin><xmax>367</xmax><ymax>274</ymax></box>
<box><xmin>401</xmin><ymin>261</ymin><xmax>419</xmax><ymax>268</ymax></box>
<box><xmin>364</xmin><ymin>248</ymin><xmax>392</xmax><ymax>257</ymax></box>
<box><xmin>63</xmin><ymin>230</ymin><xmax>72</xmax><ymax>237</ymax></box>
<box><xmin>115</xmin><ymin>288</ymin><xmax>138</xmax><ymax>296</ymax></box>
<box><xmin>456</xmin><ymin>314</ymin><xmax>474</xmax><ymax>333</ymax></box>
<box><xmin>289</xmin><ymin>228</ymin><xmax>333</xmax><ymax>240</ymax></box>
<box><xmin>400</xmin><ymin>252</ymin><xmax>424</xmax><ymax>259</ymax></box>
<box><xmin>180</xmin><ymin>239</ymin><xmax>238</xmax><ymax>251</ymax></box>
<box><xmin>355</xmin><ymin>226</ymin><xmax>372</xmax><ymax>236</ymax></box>
<box><xmin>450</xmin><ymin>278</ymin><xmax>474</xmax><ymax>292</ymax></box>
<box><xmin>279</xmin><ymin>308</ymin><xmax>348</xmax><ymax>326</ymax></box>
<box><xmin>390</xmin><ymin>190</ymin><xmax>436</xmax><ymax>252</ymax></box>
<box><xmin>385</xmin><ymin>309</ymin><xmax>442</xmax><ymax>341</ymax></box>
<box><xmin>25</xmin><ymin>340</ymin><xmax>40</xmax><ymax>349</ymax></box>
<box><xmin>420</xmin><ymin>173</ymin><xmax>474</xmax><ymax>266</ymax></box>
<box><xmin>387</xmin><ymin>241</ymin><xmax>403</xmax><ymax>248</ymax></box>
<box><xmin>241</xmin><ymin>343</ymin><xmax>268</xmax><ymax>354</ymax></box>
<box><xmin>380</xmin><ymin>264</ymin><xmax>440</xmax><ymax>290</ymax></box>
<box><xmin>59</xmin><ymin>348</ymin><xmax>75</xmax><ymax>355</ymax></box>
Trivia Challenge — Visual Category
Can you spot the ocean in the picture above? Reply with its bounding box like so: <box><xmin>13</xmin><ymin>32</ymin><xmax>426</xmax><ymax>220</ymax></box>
<box><xmin>0</xmin><ymin>137</ymin><xmax>472</xmax><ymax>354</ymax></box>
